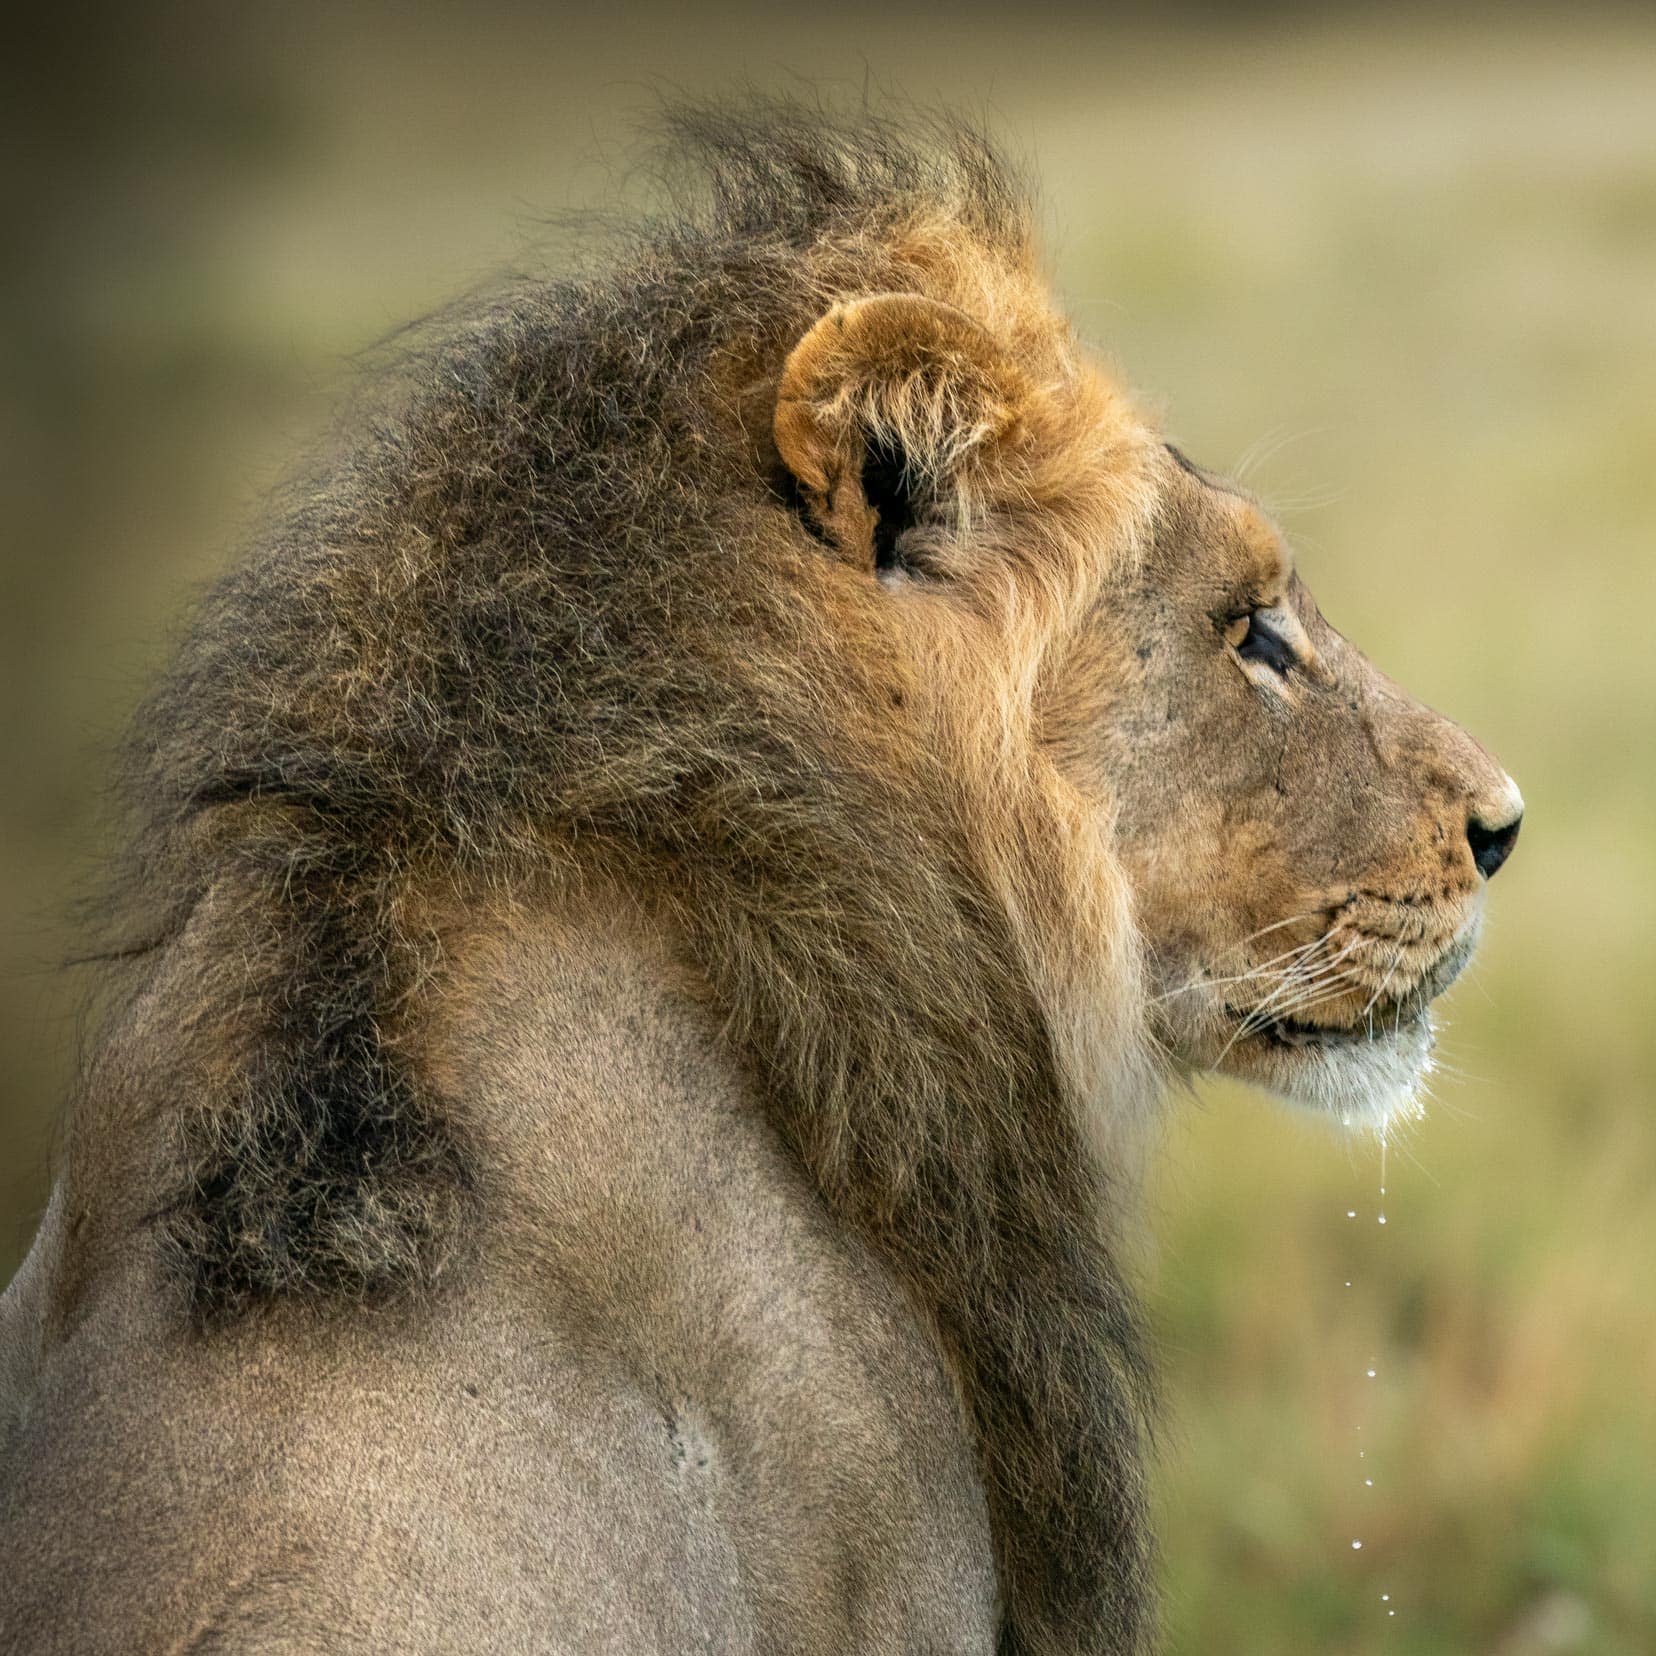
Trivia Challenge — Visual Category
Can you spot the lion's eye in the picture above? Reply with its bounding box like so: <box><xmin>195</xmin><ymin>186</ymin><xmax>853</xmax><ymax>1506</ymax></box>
<box><xmin>1232</xmin><ymin>610</ymin><xmax>1296</xmax><ymax>675</ymax></box>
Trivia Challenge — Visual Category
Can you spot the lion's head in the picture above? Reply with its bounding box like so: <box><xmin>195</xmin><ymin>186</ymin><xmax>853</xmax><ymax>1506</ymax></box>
<box><xmin>1083</xmin><ymin>449</ymin><xmax>1522</xmax><ymax>1121</ymax></box>
<box><xmin>769</xmin><ymin>273</ymin><xmax>1520</xmax><ymax>1135</ymax></box>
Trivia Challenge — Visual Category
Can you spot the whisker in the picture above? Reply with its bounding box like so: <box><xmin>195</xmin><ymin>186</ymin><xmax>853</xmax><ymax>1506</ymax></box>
<box><xmin>1230</xmin><ymin>960</ymin><xmax>1366</xmax><ymax>1038</ymax></box>
<box><xmin>1151</xmin><ymin>929</ymin><xmax>1331</xmax><ymax>1005</ymax></box>
<box><xmin>1236</xmin><ymin>977</ymin><xmax>1357</xmax><ymax>1031</ymax></box>
<box><xmin>1361</xmin><ymin>947</ymin><xmax>1405</xmax><ymax>1025</ymax></box>
<box><xmin>1250</xmin><ymin>967</ymin><xmax>1369</xmax><ymax>1022</ymax></box>
<box><xmin>1151</xmin><ymin>933</ymin><xmax>1326</xmax><ymax>1004</ymax></box>
<box><xmin>1385</xmin><ymin>1124</ymin><xmax>1441</xmax><ymax>1185</ymax></box>
<box><xmin>1234</xmin><ymin>911</ymin><xmax>1322</xmax><ymax>949</ymax></box>
<box><xmin>1237</xmin><ymin>940</ymin><xmax>1362</xmax><ymax>1017</ymax></box>
<box><xmin>1231</xmin><ymin>426</ymin><xmax>1324</xmax><ymax>484</ymax></box>
<box><xmin>1209</xmin><ymin>1014</ymin><xmax>1255</xmax><ymax>1071</ymax></box>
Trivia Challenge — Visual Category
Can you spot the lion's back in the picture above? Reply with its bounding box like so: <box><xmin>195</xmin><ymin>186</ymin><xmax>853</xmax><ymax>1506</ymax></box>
<box><xmin>0</xmin><ymin>1262</ymin><xmax>751</xmax><ymax>1651</ymax></box>
<box><xmin>3</xmin><ymin>1226</ymin><xmax>996</xmax><ymax>1655</ymax></box>
<box><xmin>0</xmin><ymin>894</ymin><xmax>1000</xmax><ymax>1655</ymax></box>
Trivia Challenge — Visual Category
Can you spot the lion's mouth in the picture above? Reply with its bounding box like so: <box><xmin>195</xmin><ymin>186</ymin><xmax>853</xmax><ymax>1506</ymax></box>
<box><xmin>1223</xmin><ymin>1003</ymin><xmax>1429</xmax><ymax>1049</ymax></box>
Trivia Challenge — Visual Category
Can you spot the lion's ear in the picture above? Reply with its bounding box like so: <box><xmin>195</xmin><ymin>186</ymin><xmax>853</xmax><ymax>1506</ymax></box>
<box><xmin>773</xmin><ymin>293</ymin><xmax>1029</xmax><ymax>575</ymax></box>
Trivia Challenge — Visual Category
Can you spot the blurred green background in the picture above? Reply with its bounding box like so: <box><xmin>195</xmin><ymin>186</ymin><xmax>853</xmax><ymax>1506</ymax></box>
<box><xmin>4</xmin><ymin>5</ymin><xmax>1653</xmax><ymax>1651</ymax></box>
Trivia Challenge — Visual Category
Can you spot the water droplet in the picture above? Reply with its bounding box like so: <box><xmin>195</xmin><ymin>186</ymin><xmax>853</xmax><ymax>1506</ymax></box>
<box><xmin>1351</xmin><ymin>1540</ymin><xmax>1363</xmax><ymax>1550</ymax></box>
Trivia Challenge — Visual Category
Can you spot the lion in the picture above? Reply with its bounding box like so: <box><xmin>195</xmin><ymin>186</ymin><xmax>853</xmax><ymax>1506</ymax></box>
<box><xmin>0</xmin><ymin>102</ymin><xmax>1520</xmax><ymax>1654</ymax></box>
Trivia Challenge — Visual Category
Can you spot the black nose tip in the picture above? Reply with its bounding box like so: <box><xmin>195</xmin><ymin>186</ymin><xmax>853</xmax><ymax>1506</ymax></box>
<box><xmin>1467</xmin><ymin>810</ymin><xmax>1522</xmax><ymax>880</ymax></box>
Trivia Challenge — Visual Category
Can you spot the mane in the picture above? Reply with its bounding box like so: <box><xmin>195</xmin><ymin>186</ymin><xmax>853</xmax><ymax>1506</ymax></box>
<box><xmin>85</xmin><ymin>99</ymin><xmax>1159</xmax><ymax>1652</ymax></box>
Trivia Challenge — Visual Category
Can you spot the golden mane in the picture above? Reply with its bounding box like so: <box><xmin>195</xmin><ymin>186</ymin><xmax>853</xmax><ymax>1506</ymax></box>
<box><xmin>82</xmin><ymin>101</ymin><xmax>1162</xmax><ymax>1651</ymax></box>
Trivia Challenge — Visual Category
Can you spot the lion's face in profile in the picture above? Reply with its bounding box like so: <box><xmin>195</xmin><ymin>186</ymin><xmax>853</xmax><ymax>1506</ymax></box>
<box><xmin>773</xmin><ymin>274</ymin><xmax>1520</xmax><ymax>1130</ymax></box>
<box><xmin>1063</xmin><ymin>448</ymin><xmax>1522</xmax><ymax>1123</ymax></box>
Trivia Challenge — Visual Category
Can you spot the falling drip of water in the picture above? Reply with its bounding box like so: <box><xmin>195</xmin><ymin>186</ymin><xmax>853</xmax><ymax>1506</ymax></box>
<box><xmin>1340</xmin><ymin>1130</ymin><xmax>1400</xmax><ymax>1620</ymax></box>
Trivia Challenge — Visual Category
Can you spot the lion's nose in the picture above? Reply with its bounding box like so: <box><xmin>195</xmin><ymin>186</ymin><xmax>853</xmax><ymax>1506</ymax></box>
<box><xmin>1466</xmin><ymin>806</ymin><xmax>1522</xmax><ymax>881</ymax></box>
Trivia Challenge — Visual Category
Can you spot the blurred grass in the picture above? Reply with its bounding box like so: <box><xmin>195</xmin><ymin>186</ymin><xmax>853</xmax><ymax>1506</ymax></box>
<box><xmin>3</xmin><ymin>7</ymin><xmax>1653</xmax><ymax>1652</ymax></box>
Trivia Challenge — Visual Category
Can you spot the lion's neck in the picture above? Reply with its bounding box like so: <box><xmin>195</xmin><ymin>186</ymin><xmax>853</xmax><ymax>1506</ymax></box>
<box><xmin>424</xmin><ymin>880</ymin><xmax>749</xmax><ymax>1201</ymax></box>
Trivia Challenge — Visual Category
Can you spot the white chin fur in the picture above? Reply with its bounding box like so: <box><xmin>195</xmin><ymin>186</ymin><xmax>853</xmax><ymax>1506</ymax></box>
<box><xmin>1227</xmin><ymin>1013</ymin><xmax>1435</xmax><ymax>1132</ymax></box>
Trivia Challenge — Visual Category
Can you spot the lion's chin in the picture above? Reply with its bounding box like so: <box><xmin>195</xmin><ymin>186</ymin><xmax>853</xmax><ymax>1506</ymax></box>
<box><xmin>1212</xmin><ymin>1007</ymin><xmax>1435</xmax><ymax>1131</ymax></box>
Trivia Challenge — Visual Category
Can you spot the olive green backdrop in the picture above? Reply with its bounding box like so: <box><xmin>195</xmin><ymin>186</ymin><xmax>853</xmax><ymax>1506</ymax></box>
<box><xmin>4</xmin><ymin>5</ymin><xmax>1653</xmax><ymax>1651</ymax></box>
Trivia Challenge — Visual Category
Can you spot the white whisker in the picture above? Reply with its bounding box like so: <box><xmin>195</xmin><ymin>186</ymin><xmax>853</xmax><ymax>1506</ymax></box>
<box><xmin>1361</xmin><ymin>947</ymin><xmax>1405</xmax><ymax>1026</ymax></box>
<box><xmin>1237</xmin><ymin>940</ymin><xmax>1362</xmax><ymax>1018</ymax></box>
<box><xmin>1250</xmin><ymin>967</ymin><xmax>1369</xmax><ymax>1022</ymax></box>
<box><xmin>1151</xmin><ymin>932</ymin><xmax>1326</xmax><ymax>1004</ymax></box>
